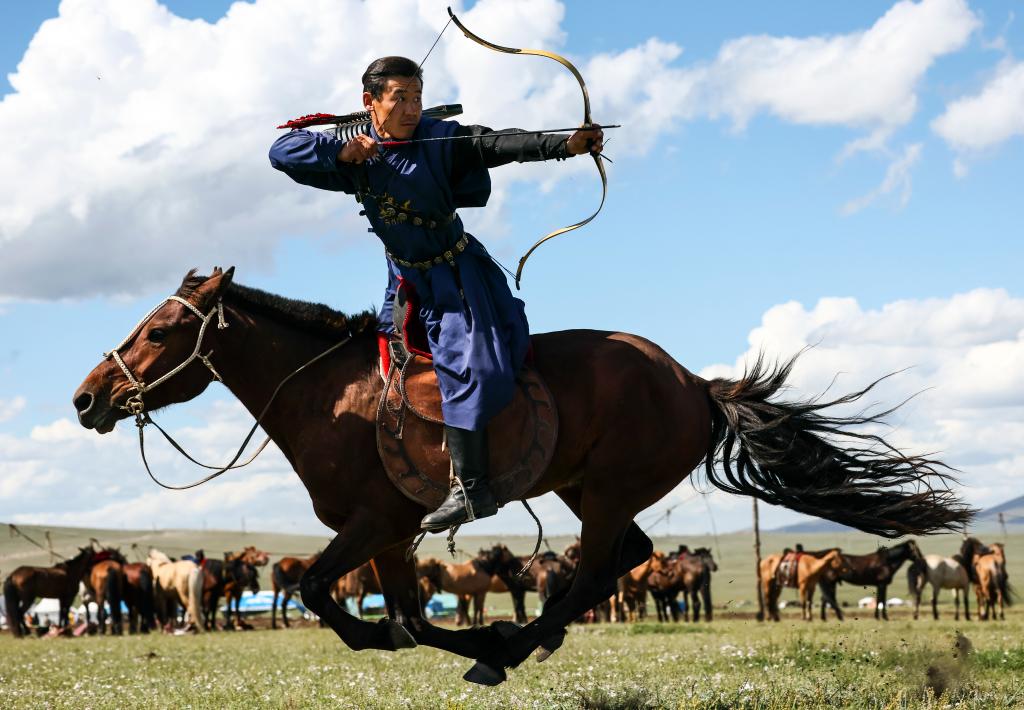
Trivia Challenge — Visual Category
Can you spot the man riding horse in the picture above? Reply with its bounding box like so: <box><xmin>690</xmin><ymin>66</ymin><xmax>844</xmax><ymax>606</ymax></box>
<box><xmin>269</xmin><ymin>56</ymin><xmax>604</xmax><ymax>531</ymax></box>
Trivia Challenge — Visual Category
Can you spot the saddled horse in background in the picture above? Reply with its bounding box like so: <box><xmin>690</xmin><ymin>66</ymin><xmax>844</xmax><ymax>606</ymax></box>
<box><xmin>73</xmin><ymin>269</ymin><xmax>970</xmax><ymax>684</ymax></box>
<box><xmin>908</xmin><ymin>553</ymin><xmax>971</xmax><ymax>621</ymax></box>
<box><xmin>479</xmin><ymin>545</ymin><xmax>573</xmax><ymax>625</ymax></box>
<box><xmin>147</xmin><ymin>549</ymin><xmax>203</xmax><ymax>632</ymax></box>
<box><xmin>271</xmin><ymin>553</ymin><xmax>319</xmax><ymax>629</ymax></box>
<box><xmin>82</xmin><ymin>547</ymin><xmax>128</xmax><ymax>635</ymax></box>
<box><xmin>762</xmin><ymin>549</ymin><xmax>849</xmax><ymax>621</ymax></box>
<box><xmin>3</xmin><ymin>547</ymin><xmax>93</xmax><ymax>637</ymax></box>
<box><xmin>818</xmin><ymin>540</ymin><xmax>924</xmax><ymax>621</ymax></box>
<box><xmin>648</xmin><ymin>547</ymin><xmax>717</xmax><ymax>622</ymax></box>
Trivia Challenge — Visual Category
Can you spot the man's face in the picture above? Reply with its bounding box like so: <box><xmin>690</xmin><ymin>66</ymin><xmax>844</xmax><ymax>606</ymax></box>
<box><xmin>365</xmin><ymin>77</ymin><xmax>423</xmax><ymax>140</ymax></box>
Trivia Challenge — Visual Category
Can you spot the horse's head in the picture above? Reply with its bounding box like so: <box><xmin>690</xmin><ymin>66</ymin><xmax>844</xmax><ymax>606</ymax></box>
<box><xmin>828</xmin><ymin>550</ymin><xmax>852</xmax><ymax>576</ymax></box>
<box><xmin>73</xmin><ymin>268</ymin><xmax>235</xmax><ymax>434</ymax></box>
<box><xmin>694</xmin><ymin>547</ymin><xmax>718</xmax><ymax>572</ymax></box>
<box><xmin>906</xmin><ymin>540</ymin><xmax>925</xmax><ymax>565</ymax></box>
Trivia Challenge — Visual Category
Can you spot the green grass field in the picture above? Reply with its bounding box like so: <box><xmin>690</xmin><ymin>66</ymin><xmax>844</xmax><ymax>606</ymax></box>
<box><xmin>2</xmin><ymin>523</ymin><xmax>1021</xmax><ymax>708</ymax></box>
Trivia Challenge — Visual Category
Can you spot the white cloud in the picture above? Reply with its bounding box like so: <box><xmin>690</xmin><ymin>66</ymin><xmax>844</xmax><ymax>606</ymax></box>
<box><xmin>932</xmin><ymin>58</ymin><xmax>1024</xmax><ymax>156</ymax></box>
<box><xmin>0</xmin><ymin>0</ymin><xmax>981</xmax><ymax>301</ymax></box>
<box><xmin>699</xmin><ymin>288</ymin><xmax>1024</xmax><ymax>516</ymax></box>
<box><xmin>0</xmin><ymin>396</ymin><xmax>27</xmax><ymax>423</ymax></box>
<box><xmin>696</xmin><ymin>0</ymin><xmax>978</xmax><ymax>136</ymax></box>
<box><xmin>840</xmin><ymin>142</ymin><xmax>922</xmax><ymax>215</ymax></box>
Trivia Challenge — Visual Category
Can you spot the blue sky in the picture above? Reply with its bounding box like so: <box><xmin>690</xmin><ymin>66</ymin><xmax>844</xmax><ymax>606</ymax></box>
<box><xmin>1</xmin><ymin>0</ymin><xmax>1022</xmax><ymax>538</ymax></box>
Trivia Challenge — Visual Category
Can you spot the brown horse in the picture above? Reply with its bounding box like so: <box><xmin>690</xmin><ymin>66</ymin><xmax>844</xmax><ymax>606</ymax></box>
<box><xmin>612</xmin><ymin>552</ymin><xmax>664</xmax><ymax>622</ymax></box>
<box><xmin>973</xmin><ymin>543</ymin><xmax>1012</xmax><ymax>621</ymax></box>
<box><xmin>4</xmin><ymin>547</ymin><xmax>93</xmax><ymax>637</ymax></box>
<box><xmin>121</xmin><ymin>561</ymin><xmax>156</xmax><ymax>633</ymax></box>
<box><xmin>417</xmin><ymin>555</ymin><xmax>501</xmax><ymax>627</ymax></box>
<box><xmin>479</xmin><ymin>545</ymin><xmax>574</xmax><ymax>624</ymax></box>
<box><xmin>82</xmin><ymin>548</ymin><xmax>127</xmax><ymax>635</ymax></box>
<box><xmin>648</xmin><ymin>548</ymin><xmax>716</xmax><ymax>622</ymax></box>
<box><xmin>271</xmin><ymin>553</ymin><xmax>319</xmax><ymax>628</ymax></box>
<box><xmin>72</xmin><ymin>269</ymin><xmax>970</xmax><ymax>684</ymax></box>
<box><xmin>817</xmin><ymin>540</ymin><xmax>924</xmax><ymax>620</ymax></box>
<box><xmin>333</xmin><ymin>562</ymin><xmax>382</xmax><ymax>618</ymax></box>
<box><xmin>202</xmin><ymin>555</ymin><xmax>260</xmax><ymax>630</ymax></box>
<box><xmin>764</xmin><ymin>550</ymin><xmax>850</xmax><ymax>621</ymax></box>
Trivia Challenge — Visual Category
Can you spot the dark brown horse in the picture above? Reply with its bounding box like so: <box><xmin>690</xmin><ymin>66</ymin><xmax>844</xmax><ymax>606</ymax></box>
<box><xmin>270</xmin><ymin>553</ymin><xmax>319</xmax><ymax>628</ymax></box>
<box><xmin>648</xmin><ymin>547</ymin><xmax>717</xmax><ymax>622</ymax></box>
<box><xmin>4</xmin><ymin>547</ymin><xmax>93</xmax><ymax>637</ymax></box>
<box><xmin>202</xmin><ymin>556</ymin><xmax>260</xmax><ymax>630</ymax></box>
<box><xmin>479</xmin><ymin>545</ymin><xmax>573</xmax><ymax>625</ymax></box>
<box><xmin>72</xmin><ymin>269</ymin><xmax>970</xmax><ymax>684</ymax></box>
<box><xmin>82</xmin><ymin>548</ymin><xmax>127</xmax><ymax>635</ymax></box>
<box><xmin>121</xmin><ymin>561</ymin><xmax>155</xmax><ymax>633</ymax></box>
<box><xmin>817</xmin><ymin>540</ymin><xmax>924</xmax><ymax>620</ymax></box>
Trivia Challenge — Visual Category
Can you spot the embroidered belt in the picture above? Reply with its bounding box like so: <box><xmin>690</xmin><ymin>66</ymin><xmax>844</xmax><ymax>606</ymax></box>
<box><xmin>386</xmin><ymin>234</ymin><xmax>469</xmax><ymax>270</ymax></box>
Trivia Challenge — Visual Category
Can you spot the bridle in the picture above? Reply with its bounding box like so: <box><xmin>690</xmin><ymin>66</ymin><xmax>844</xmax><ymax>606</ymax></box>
<box><xmin>106</xmin><ymin>295</ymin><xmax>229</xmax><ymax>418</ymax></box>
<box><xmin>104</xmin><ymin>292</ymin><xmax>352</xmax><ymax>490</ymax></box>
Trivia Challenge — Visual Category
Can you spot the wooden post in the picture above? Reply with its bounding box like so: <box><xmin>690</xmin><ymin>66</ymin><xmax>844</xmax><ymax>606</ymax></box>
<box><xmin>753</xmin><ymin>499</ymin><xmax>764</xmax><ymax>622</ymax></box>
<box><xmin>45</xmin><ymin>530</ymin><xmax>56</xmax><ymax>564</ymax></box>
<box><xmin>999</xmin><ymin>512</ymin><xmax>1007</xmax><ymax>541</ymax></box>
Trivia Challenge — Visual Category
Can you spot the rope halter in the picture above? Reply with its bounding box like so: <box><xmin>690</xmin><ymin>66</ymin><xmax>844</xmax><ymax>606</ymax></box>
<box><xmin>104</xmin><ymin>295</ymin><xmax>228</xmax><ymax>422</ymax></box>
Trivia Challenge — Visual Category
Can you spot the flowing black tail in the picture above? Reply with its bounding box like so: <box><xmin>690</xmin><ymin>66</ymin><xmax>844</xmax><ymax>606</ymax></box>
<box><xmin>4</xmin><ymin>576</ymin><xmax>23</xmax><ymax>638</ymax></box>
<box><xmin>704</xmin><ymin>353</ymin><xmax>974</xmax><ymax>537</ymax></box>
<box><xmin>138</xmin><ymin>568</ymin><xmax>155</xmax><ymax>632</ymax></box>
<box><xmin>105</xmin><ymin>569</ymin><xmax>124</xmax><ymax>634</ymax></box>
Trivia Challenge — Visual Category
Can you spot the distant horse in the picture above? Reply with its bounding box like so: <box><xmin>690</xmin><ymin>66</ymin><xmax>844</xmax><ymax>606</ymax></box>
<box><xmin>973</xmin><ymin>543</ymin><xmax>1012</xmax><ymax>621</ymax></box>
<box><xmin>649</xmin><ymin>548</ymin><xmax>717</xmax><ymax>622</ymax></box>
<box><xmin>202</xmin><ymin>555</ymin><xmax>260</xmax><ymax>630</ymax></box>
<box><xmin>480</xmin><ymin>545</ymin><xmax>573</xmax><ymax>625</ymax></box>
<box><xmin>818</xmin><ymin>540</ymin><xmax>924</xmax><ymax>621</ymax></box>
<box><xmin>271</xmin><ymin>553</ymin><xmax>319</xmax><ymax>629</ymax></box>
<box><xmin>612</xmin><ymin>552</ymin><xmax>662</xmax><ymax>622</ymax></box>
<box><xmin>122</xmin><ymin>561</ymin><xmax>156</xmax><ymax>633</ymax></box>
<box><xmin>147</xmin><ymin>549</ymin><xmax>203</xmax><ymax>632</ymax></box>
<box><xmin>333</xmin><ymin>562</ymin><xmax>382</xmax><ymax>618</ymax></box>
<box><xmin>908</xmin><ymin>554</ymin><xmax>971</xmax><ymax>620</ymax></box>
<box><xmin>72</xmin><ymin>269</ymin><xmax>970</xmax><ymax>685</ymax></box>
<box><xmin>4</xmin><ymin>547</ymin><xmax>93</xmax><ymax>637</ymax></box>
<box><xmin>417</xmin><ymin>555</ymin><xmax>503</xmax><ymax>627</ymax></box>
<box><xmin>763</xmin><ymin>549</ymin><xmax>849</xmax><ymax>621</ymax></box>
<box><xmin>82</xmin><ymin>547</ymin><xmax>127</xmax><ymax>635</ymax></box>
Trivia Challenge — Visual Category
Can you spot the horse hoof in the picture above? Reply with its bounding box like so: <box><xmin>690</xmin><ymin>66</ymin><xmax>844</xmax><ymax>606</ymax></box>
<box><xmin>535</xmin><ymin>630</ymin><xmax>566</xmax><ymax>663</ymax></box>
<box><xmin>463</xmin><ymin>661</ymin><xmax>506</xmax><ymax>686</ymax></box>
<box><xmin>380</xmin><ymin>619</ymin><xmax>417</xmax><ymax>650</ymax></box>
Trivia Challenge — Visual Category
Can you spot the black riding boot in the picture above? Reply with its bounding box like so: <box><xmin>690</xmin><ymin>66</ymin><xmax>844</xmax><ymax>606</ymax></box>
<box><xmin>420</xmin><ymin>425</ymin><xmax>498</xmax><ymax>531</ymax></box>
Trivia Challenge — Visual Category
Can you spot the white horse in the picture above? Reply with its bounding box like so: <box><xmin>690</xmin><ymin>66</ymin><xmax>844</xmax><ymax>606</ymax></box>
<box><xmin>147</xmin><ymin>549</ymin><xmax>204</xmax><ymax>632</ymax></box>
<box><xmin>908</xmin><ymin>554</ymin><xmax>970</xmax><ymax>621</ymax></box>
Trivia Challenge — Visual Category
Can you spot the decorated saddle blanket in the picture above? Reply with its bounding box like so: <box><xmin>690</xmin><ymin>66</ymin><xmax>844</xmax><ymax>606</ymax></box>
<box><xmin>375</xmin><ymin>281</ymin><xmax>557</xmax><ymax>510</ymax></box>
<box><xmin>776</xmin><ymin>552</ymin><xmax>803</xmax><ymax>588</ymax></box>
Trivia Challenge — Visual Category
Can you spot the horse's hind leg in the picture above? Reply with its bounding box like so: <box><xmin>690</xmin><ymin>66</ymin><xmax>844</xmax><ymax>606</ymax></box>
<box><xmin>466</xmin><ymin>490</ymin><xmax>643</xmax><ymax>684</ymax></box>
<box><xmin>932</xmin><ymin>585</ymin><xmax>940</xmax><ymax>620</ymax></box>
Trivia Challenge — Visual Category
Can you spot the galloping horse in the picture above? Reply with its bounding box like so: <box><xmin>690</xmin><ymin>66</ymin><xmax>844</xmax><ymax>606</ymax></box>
<box><xmin>73</xmin><ymin>269</ymin><xmax>970</xmax><ymax>684</ymax></box>
<box><xmin>82</xmin><ymin>547</ymin><xmax>128</xmax><ymax>635</ymax></box>
<box><xmin>4</xmin><ymin>547</ymin><xmax>93</xmax><ymax>637</ymax></box>
<box><xmin>818</xmin><ymin>541</ymin><xmax>924</xmax><ymax>621</ymax></box>
<box><xmin>147</xmin><ymin>549</ymin><xmax>204</xmax><ymax>632</ymax></box>
<box><xmin>271</xmin><ymin>553</ymin><xmax>319</xmax><ymax>629</ymax></box>
<box><xmin>908</xmin><ymin>554</ymin><xmax>971</xmax><ymax>621</ymax></box>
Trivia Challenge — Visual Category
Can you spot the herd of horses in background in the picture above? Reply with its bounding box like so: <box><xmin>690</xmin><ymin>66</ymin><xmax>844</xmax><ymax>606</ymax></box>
<box><xmin>760</xmin><ymin>537</ymin><xmax>1013</xmax><ymax>623</ymax></box>
<box><xmin>2</xmin><ymin>535</ymin><xmax>1013</xmax><ymax>638</ymax></box>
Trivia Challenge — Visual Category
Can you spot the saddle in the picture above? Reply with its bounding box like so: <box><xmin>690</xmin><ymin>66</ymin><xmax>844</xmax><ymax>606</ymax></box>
<box><xmin>776</xmin><ymin>552</ymin><xmax>802</xmax><ymax>588</ymax></box>
<box><xmin>376</xmin><ymin>279</ymin><xmax>558</xmax><ymax>510</ymax></box>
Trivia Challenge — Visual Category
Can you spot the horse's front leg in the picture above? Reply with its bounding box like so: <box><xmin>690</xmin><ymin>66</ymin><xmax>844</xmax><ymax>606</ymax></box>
<box><xmin>299</xmin><ymin>513</ymin><xmax>415</xmax><ymax>652</ymax></box>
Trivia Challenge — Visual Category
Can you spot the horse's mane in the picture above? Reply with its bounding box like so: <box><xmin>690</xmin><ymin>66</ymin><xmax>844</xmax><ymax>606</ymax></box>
<box><xmin>176</xmin><ymin>271</ymin><xmax>378</xmax><ymax>340</ymax></box>
<box><xmin>147</xmin><ymin>548</ymin><xmax>171</xmax><ymax>564</ymax></box>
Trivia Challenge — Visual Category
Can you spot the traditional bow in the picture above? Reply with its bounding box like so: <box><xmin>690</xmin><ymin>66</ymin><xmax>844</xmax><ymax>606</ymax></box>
<box><xmin>445</xmin><ymin>7</ymin><xmax>608</xmax><ymax>289</ymax></box>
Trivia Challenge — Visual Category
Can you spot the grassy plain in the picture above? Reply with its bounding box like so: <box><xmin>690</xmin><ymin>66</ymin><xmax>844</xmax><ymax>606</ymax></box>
<box><xmin>1</xmin><ymin>614</ymin><xmax>1022</xmax><ymax>708</ymax></box>
<box><xmin>2</xmin><ymin>523</ymin><xmax>1022</xmax><ymax>707</ymax></box>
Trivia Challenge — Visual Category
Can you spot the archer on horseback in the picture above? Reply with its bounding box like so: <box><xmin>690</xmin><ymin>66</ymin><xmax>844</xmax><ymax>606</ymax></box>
<box><xmin>269</xmin><ymin>55</ymin><xmax>604</xmax><ymax>532</ymax></box>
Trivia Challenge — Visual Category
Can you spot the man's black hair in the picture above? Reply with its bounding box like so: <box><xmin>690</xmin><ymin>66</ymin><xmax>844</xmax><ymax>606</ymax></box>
<box><xmin>362</xmin><ymin>56</ymin><xmax>423</xmax><ymax>99</ymax></box>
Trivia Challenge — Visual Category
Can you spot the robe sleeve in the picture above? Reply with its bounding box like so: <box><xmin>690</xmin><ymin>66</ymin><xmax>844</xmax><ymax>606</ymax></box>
<box><xmin>452</xmin><ymin>124</ymin><xmax>571</xmax><ymax>171</ymax></box>
<box><xmin>268</xmin><ymin>129</ymin><xmax>362</xmax><ymax>193</ymax></box>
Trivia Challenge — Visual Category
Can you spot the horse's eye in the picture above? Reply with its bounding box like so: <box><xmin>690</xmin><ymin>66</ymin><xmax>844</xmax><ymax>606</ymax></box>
<box><xmin>147</xmin><ymin>328</ymin><xmax>167</xmax><ymax>343</ymax></box>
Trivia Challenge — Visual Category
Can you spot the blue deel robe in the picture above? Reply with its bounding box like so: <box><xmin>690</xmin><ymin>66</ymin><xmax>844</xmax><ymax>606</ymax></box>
<box><xmin>269</xmin><ymin>117</ymin><xmax>530</xmax><ymax>431</ymax></box>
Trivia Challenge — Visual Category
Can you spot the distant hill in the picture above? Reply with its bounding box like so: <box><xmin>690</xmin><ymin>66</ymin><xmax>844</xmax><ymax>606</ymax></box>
<box><xmin>770</xmin><ymin>518</ymin><xmax>858</xmax><ymax>534</ymax></box>
<box><xmin>977</xmin><ymin>494</ymin><xmax>1024</xmax><ymax>527</ymax></box>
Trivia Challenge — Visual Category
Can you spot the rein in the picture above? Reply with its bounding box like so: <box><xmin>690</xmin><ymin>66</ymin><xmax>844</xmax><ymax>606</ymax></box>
<box><xmin>107</xmin><ymin>293</ymin><xmax>353</xmax><ymax>490</ymax></box>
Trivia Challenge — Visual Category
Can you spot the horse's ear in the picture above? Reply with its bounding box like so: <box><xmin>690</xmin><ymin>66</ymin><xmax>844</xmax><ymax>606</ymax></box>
<box><xmin>193</xmin><ymin>266</ymin><xmax>235</xmax><ymax>309</ymax></box>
